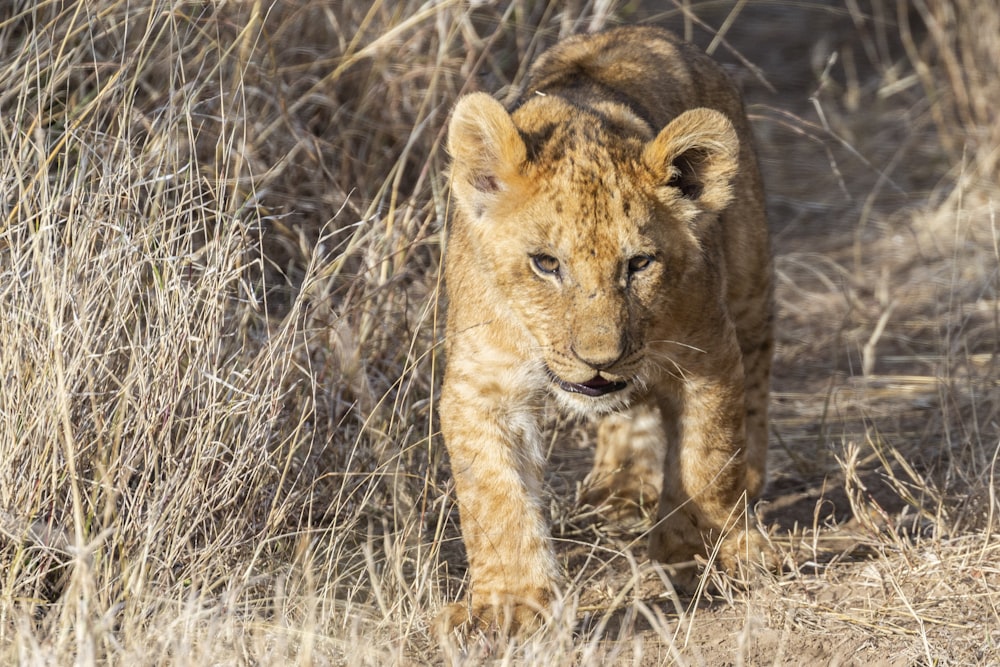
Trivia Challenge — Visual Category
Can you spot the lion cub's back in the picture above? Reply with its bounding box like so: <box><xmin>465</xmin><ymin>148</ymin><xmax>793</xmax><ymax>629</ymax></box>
<box><xmin>510</xmin><ymin>26</ymin><xmax>747</xmax><ymax>133</ymax></box>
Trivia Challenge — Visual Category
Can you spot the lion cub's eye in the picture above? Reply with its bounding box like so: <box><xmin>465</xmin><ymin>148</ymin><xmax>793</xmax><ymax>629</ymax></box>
<box><xmin>627</xmin><ymin>255</ymin><xmax>653</xmax><ymax>275</ymax></box>
<box><xmin>531</xmin><ymin>254</ymin><xmax>561</xmax><ymax>276</ymax></box>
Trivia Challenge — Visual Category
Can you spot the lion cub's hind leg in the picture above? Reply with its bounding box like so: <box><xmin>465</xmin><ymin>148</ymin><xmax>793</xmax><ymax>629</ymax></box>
<box><xmin>738</xmin><ymin>314</ymin><xmax>773</xmax><ymax>500</ymax></box>
<box><xmin>581</xmin><ymin>402</ymin><xmax>665</xmax><ymax>526</ymax></box>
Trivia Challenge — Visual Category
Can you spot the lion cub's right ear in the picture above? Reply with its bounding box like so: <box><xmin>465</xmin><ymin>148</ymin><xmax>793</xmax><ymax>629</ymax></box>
<box><xmin>447</xmin><ymin>93</ymin><xmax>527</xmax><ymax>221</ymax></box>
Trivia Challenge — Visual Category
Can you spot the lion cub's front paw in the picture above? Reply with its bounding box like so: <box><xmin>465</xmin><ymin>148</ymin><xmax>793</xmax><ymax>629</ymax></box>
<box><xmin>436</xmin><ymin>591</ymin><xmax>550</xmax><ymax>639</ymax></box>
<box><xmin>650</xmin><ymin>513</ymin><xmax>778</xmax><ymax>591</ymax></box>
<box><xmin>579</xmin><ymin>476</ymin><xmax>659</xmax><ymax>527</ymax></box>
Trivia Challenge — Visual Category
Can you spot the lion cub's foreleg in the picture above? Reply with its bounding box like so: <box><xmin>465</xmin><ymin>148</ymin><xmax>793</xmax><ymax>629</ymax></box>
<box><xmin>647</xmin><ymin>330</ymin><xmax>771</xmax><ymax>586</ymax></box>
<box><xmin>437</xmin><ymin>360</ymin><xmax>559</xmax><ymax>635</ymax></box>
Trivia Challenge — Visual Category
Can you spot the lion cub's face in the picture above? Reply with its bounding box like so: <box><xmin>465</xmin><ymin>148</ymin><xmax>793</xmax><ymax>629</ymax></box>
<box><xmin>447</xmin><ymin>93</ymin><xmax>739</xmax><ymax>414</ymax></box>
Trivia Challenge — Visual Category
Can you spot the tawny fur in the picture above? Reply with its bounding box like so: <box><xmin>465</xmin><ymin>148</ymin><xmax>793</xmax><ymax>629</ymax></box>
<box><xmin>439</xmin><ymin>26</ymin><xmax>774</xmax><ymax>635</ymax></box>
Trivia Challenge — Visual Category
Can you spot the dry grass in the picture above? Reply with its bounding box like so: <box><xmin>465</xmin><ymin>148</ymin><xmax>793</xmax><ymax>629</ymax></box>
<box><xmin>0</xmin><ymin>0</ymin><xmax>997</xmax><ymax>664</ymax></box>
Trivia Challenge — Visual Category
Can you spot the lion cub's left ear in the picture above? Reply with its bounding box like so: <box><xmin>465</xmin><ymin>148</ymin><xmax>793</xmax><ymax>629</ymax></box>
<box><xmin>447</xmin><ymin>93</ymin><xmax>527</xmax><ymax>221</ymax></box>
<box><xmin>643</xmin><ymin>108</ymin><xmax>740</xmax><ymax>214</ymax></box>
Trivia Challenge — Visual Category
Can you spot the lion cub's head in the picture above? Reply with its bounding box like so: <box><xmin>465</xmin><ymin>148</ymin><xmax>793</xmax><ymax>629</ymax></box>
<box><xmin>446</xmin><ymin>92</ymin><xmax>740</xmax><ymax>414</ymax></box>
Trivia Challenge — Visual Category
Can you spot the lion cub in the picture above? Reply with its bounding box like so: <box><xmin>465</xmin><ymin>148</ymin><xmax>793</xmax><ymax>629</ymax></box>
<box><xmin>440</xmin><ymin>26</ymin><xmax>773</xmax><ymax>633</ymax></box>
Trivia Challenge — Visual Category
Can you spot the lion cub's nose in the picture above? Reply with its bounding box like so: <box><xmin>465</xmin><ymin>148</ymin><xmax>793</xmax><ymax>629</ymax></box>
<box><xmin>571</xmin><ymin>338</ymin><xmax>625</xmax><ymax>371</ymax></box>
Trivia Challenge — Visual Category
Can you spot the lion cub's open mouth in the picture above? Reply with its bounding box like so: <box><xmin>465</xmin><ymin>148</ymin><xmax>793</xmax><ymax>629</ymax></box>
<box><xmin>555</xmin><ymin>373</ymin><xmax>627</xmax><ymax>397</ymax></box>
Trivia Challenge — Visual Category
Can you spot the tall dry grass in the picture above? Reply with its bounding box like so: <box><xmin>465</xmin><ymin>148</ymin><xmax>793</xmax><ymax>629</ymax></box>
<box><xmin>0</xmin><ymin>0</ymin><xmax>997</xmax><ymax>664</ymax></box>
<box><xmin>0</xmin><ymin>1</ymin><xmax>620</xmax><ymax>663</ymax></box>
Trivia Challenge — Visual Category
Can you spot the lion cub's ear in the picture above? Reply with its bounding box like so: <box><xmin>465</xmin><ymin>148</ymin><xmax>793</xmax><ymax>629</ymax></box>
<box><xmin>642</xmin><ymin>108</ymin><xmax>740</xmax><ymax>214</ymax></box>
<box><xmin>447</xmin><ymin>93</ymin><xmax>527</xmax><ymax>221</ymax></box>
